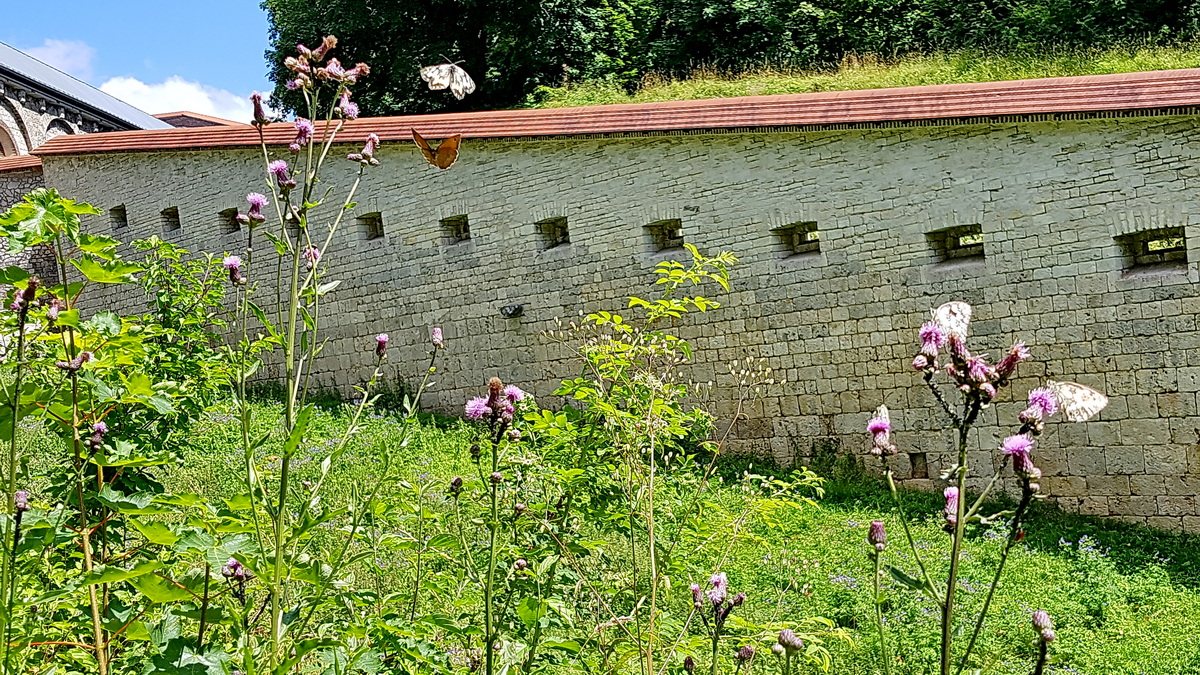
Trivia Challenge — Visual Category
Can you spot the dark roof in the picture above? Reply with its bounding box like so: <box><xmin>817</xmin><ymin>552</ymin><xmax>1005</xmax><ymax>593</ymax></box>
<box><xmin>0</xmin><ymin>42</ymin><xmax>171</xmax><ymax>131</ymax></box>
<box><xmin>36</xmin><ymin>68</ymin><xmax>1200</xmax><ymax>156</ymax></box>
<box><xmin>154</xmin><ymin>111</ymin><xmax>248</xmax><ymax>128</ymax></box>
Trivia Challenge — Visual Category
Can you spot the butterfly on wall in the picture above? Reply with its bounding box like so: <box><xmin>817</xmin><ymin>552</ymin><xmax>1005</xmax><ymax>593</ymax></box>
<box><xmin>1045</xmin><ymin>380</ymin><xmax>1109</xmax><ymax>422</ymax></box>
<box><xmin>419</xmin><ymin>63</ymin><xmax>476</xmax><ymax>100</ymax></box>
<box><xmin>412</xmin><ymin>129</ymin><xmax>461</xmax><ymax>170</ymax></box>
<box><xmin>933</xmin><ymin>301</ymin><xmax>972</xmax><ymax>341</ymax></box>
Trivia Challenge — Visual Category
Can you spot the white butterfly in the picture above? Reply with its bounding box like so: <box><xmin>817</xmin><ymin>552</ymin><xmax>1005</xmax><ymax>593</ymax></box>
<box><xmin>1046</xmin><ymin>380</ymin><xmax>1109</xmax><ymax>422</ymax></box>
<box><xmin>933</xmin><ymin>301</ymin><xmax>972</xmax><ymax>341</ymax></box>
<box><xmin>419</xmin><ymin>63</ymin><xmax>476</xmax><ymax>100</ymax></box>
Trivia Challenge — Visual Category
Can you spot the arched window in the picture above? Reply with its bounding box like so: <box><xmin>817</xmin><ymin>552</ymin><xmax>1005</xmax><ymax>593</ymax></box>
<box><xmin>0</xmin><ymin>124</ymin><xmax>16</xmax><ymax>157</ymax></box>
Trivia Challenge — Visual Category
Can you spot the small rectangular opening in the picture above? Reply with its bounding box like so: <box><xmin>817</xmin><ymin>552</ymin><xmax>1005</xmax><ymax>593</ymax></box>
<box><xmin>441</xmin><ymin>214</ymin><xmax>470</xmax><ymax>244</ymax></box>
<box><xmin>909</xmin><ymin>452</ymin><xmax>928</xmax><ymax>479</ymax></box>
<box><xmin>537</xmin><ymin>216</ymin><xmax>569</xmax><ymax>250</ymax></box>
<box><xmin>928</xmin><ymin>224</ymin><xmax>984</xmax><ymax>263</ymax></box>
<box><xmin>773</xmin><ymin>221</ymin><xmax>820</xmax><ymax>257</ymax></box>
<box><xmin>218</xmin><ymin>207</ymin><xmax>241</xmax><ymax>233</ymax></box>
<box><xmin>645</xmin><ymin>218</ymin><xmax>684</xmax><ymax>252</ymax></box>
<box><xmin>110</xmin><ymin>205</ymin><xmax>128</xmax><ymax>231</ymax></box>
<box><xmin>161</xmin><ymin>207</ymin><xmax>181</xmax><ymax>233</ymax></box>
<box><xmin>358</xmin><ymin>212</ymin><xmax>384</xmax><ymax>240</ymax></box>
<box><xmin>1116</xmin><ymin>226</ymin><xmax>1186</xmax><ymax>274</ymax></box>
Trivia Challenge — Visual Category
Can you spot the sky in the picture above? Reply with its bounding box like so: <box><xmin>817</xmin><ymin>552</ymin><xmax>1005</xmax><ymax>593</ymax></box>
<box><xmin>1</xmin><ymin>0</ymin><xmax>275</xmax><ymax>122</ymax></box>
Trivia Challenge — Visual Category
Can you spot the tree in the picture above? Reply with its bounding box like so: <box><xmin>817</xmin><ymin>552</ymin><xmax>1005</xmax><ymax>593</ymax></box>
<box><xmin>262</xmin><ymin>0</ymin><xmax>652</xmax><ymax>116</ymax></box>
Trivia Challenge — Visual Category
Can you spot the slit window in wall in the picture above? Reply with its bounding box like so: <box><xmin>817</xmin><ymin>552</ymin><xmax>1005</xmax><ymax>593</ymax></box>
<box><xmin>773</xmin><ymin>221</ymin><xmax>820</xmax><ymax>257</ymax></box>
<box><xmin>537</xmin><ymin>216</ymin><xmax>569</xmax><ymax>250</ymax></box>
<box><xmin>1116</xmin><ymin>226</ymin><xmax>1187</xmax><ymax>273</ymax></box>
<box><xmin>358</xmin><ymin>212</ymin><xmax>384</xmax><ymax>240</ymax></box>
<box><xmin>928</xmin><ymin>224</ymin><xmax>984</xmax><ymax>263</ymax></box>
<box><xmin>110</xmin><ymin>205</ymin><xmax>128</xmax><ymax>231</ymax></box>
<box><xmin>219</xmin><ymin>207</ymin><xmax>241</xmax><ymax>233</ymax></box>
<box><xmin>645</xmin><ymin>218</ymin><xmax>684</xmax><ymax>252</ymax></box>
<box><xmin>909</xmin><ymin>452</ymin><xmax>929</xmax><ymax>479</ymax></box>
<box><xmin>442</xmin><ymin>214</ymin><xmax>470</xmax><ymax>244</ymax></box>
<box><xmin>161</xmin><ymin>207</ymin><xmax>182</xmax><ymax>234</ymax></box>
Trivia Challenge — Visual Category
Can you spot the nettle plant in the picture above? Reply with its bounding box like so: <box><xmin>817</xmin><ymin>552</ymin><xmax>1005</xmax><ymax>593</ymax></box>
<box><xmin>864</xmin><ymin>301</ymin><xmax>1107</xmax><ymax>675</ymax></box>
<box><xmin>0</xmin><ymin>189</ymin><xmax>230</xmax><ymax>675</ymax></box>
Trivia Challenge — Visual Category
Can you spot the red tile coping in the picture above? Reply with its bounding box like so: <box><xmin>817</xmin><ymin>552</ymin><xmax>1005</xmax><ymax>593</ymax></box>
<box><xmin>34</xmin><ymin>69</ymin><xmax>1200</xmax><ymax>157</ymax></box>
<box><xmin>0</xmin><ymin>155</ymin><xmax>42</xmax><ymax>172</ymax></box>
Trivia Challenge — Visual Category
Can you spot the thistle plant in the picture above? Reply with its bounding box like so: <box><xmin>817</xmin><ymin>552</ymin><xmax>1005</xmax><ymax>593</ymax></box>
<box><xmin>866</xmin><ymin>301</ymin><xmax>1106</xmax><ymax>675</ymax></box>
<box><xmin>222</xmin><ymin>35</ymin><xmax>444</xmax><ymax>672</ymax></box>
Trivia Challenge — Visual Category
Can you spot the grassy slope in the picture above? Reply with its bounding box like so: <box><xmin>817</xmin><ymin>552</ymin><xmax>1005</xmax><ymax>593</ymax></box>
<box><xmin>172</xmin><ymin>402</ymin><xmax>1200</xmax><ymax>675</ymax></box>
<box><xmin>523</xmin><ymin>44</ymin><xmax>1200</xmax><ymax>109</ymax></box>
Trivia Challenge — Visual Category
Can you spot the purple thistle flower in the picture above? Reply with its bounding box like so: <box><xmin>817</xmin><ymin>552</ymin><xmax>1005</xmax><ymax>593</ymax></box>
<box><xmin>431</xmin><ymin>326</ymin><xmax>444</xmax><ymax>349</ymax></box>
<box><xmin>706</xmin><ymin>572</ymin><xmax>728</xmax><ymax>605</ymax></box>
<box><xmin>867</xmin><ymin>416</ymin><xmax>890</xmax><ymax>435</ymax></box>
<box><xmin>320</xmin><ymin>58</ymin><xmax>346</xmax><ymax>81</ymax></box>
<box><xmin>966</xmin><ymin>356</ymin><xmax>992</xmax><ymax>383</ymax></box>
<box><xmin>221</xmin><ymin>558</ymin><xmax>253</xmax><ymax>580</ymax></box>
<box><xmin>375</xmin><ymin>333</ymin><xmax>389</xmax><ymax>358</ymax></box>
<box><xmin>912</xmin><ymin>354</ymin><xmax>930</xmax><ymax>370</ymax></box>
<box><xmin>223</xmin><ymin>256</ymin><xmax>245</xmax><ymax>285</ymax></box>
<box><xmin>919</xmin><ymin>321</ymin><xmax>947</xmax><ymax>357</ymax></box>
<box><xmin>868</xmin><ymin>520</ymin><xmax>887</xmax><ymax>552</ymax></box>
<box><xmin>344</xmin><ymin>62</ymin><xmax>370</xmax><ymax>83</ymax></box>
<box><xmin>465</xmin><ymin>397</ymin><xmax>490</xmax><ymax>420</ymax></box>
<box><xmin>690</xmin><ymin>582</ymin><xmax>703</xmax><ymax>609</ymax></box>
<box><xmin>246</xmin><ymin>192</ymin><xmax>268</xmax><ymax>222</ymax></box>
<box><xmin>730</xmin><ymin>592</ymin><xmax>746</xmax><ymax>606</ymax></box>
<box><xmin>504</xmin><ymin>385</ymin><xmax>525</xmax><ymax>403</ymax></box>
<box><xmin>1022</xmin><ymin>387</ymin><xmax>1059</xmax><ymax>422</ymax></box>
<box><xmin>336</xmin><ymin>91</ymin><xmax>359</xmax><ymax>119</ymax></box>
<box><xmin>268</xmin><ymin>160</ymin><xmax>296</xmax><ymax>189</ymax></box>
<box><xmin>302</xmin><ymin>246</ymin><xmax>321</xmax><ymax>270</ymax></box>
<box><xmin>250</xmin><ymin>92</ymin><xmax>268</xmax><ymax>125</ymax></box>
<box><xmin>290</xmin><ymin>118</ymin><xmax>314</xmax><ymax>153</ymax></box>
<box><xmin>93</xmin><ymin>421</ymin><xmax>108</xmax><ymax>435</ymax></box>
<box><xmin>995</xmin><ymin>341</ymin><xmax>1031</xmax><ymax>380</ymax></box>
<box><xmin>13</xmin><ymin>490</ymin><xmax>29</xmax><ymax>512</ymax></box>
<box><xmin>1001</xmin><ymin>434</ymin><xmax>1034</xmax><ymax>456</ymax></box>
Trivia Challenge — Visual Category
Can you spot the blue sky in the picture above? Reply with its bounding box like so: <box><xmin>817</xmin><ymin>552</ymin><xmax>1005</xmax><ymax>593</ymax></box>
<box><xmin>1</xmin><ymin>0</ymin><xmax>275</xmax><ymax>121</ymax></box>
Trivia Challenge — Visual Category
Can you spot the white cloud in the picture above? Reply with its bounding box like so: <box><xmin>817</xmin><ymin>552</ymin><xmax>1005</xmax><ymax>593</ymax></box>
<box><xmin>99</xmin><ymin>76</ymin><xmax>254</xmax><ymax>122</ymax></box>
<box><xmin>24</xmin><ymin>39</ymin><xmax>96</xmax><ymax>80</ymax></box>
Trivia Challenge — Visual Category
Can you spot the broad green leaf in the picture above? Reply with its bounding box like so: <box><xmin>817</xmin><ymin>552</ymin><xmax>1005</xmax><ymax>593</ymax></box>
<box><xmin>129</xmin><ymin>573</ymin><xmax>193</xmax><ymax>603</ymax></box>
<box><xmin>887</xmin><ymin>565</ymin><xmax>937</xmax><ymax>600</ymax></box>
<box><xmin>70</xmin><ymin>256</ymin><xmax>141</xmax><ymax>284</ymax></box>
<box><xmin>132</xmin><ymin>517</ymin><xmax>180</xmax><ymax>546</ymax></box>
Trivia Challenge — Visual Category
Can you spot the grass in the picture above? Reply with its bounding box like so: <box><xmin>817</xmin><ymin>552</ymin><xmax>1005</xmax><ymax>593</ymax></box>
<box><xmin>164</xmin><ymin>400</ymin><xmax>1200</xmax><ymax>675</ymax></box>
<box><xmin>523</xmin><ymin>42</ymin><xmax>1200</xmax><ymax>108</ymax></box>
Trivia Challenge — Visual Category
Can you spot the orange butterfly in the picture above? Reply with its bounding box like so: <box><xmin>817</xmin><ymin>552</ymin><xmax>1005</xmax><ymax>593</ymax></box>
<box><xmin>412</xmin><ymin>128</ymin><xmax>461</xmax><ymax>170</ymax></box>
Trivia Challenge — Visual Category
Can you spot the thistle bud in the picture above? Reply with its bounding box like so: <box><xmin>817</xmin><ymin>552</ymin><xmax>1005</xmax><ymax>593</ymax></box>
<box><xmin>514</xmin><ymin>502</ymin><xmax>527</xmax><ymax>515</ymax></box>
<box><xmin>514</xmin><ymin>558</ymin><xmax>528</xmax><ymax>571</ymax></box>
<box><xmin>690</xmin><ymin>583</ymin><xmax>703</xmax><ymax>609</ymax></box>
<box><xmin>683</xmin><ymin>656</ymin><xmax>695</xmax><ymax>675</ymax></box>
<box><xmin>868</xmin><ymin>520</ymin><xmax>887</xmax><ymax>553</ymax></box>
<box><xmin>1032</xmin><ymin>610</ymin><xmax>1052</xmax><ymax>631</ymax></box>
<box><xmin>375</xmin><ymin>333</ymin><xmax>389</xmax><ymax>358</ymax></box>
<box><xmin>470</xmin><ymin>444</ymin><xmax>481</xmax><ymax>462</ymax></box>
<box><xmin>431</xmin><ymin>326</ymin><xmax>444</xmax><ymax>349</ymax></box>
<box><xmin>730</xmin><ymin>592</ymin><xmax>746</xmax><ymax>607</ymax></box>
<box><xmin>490</xmin><ymin>471</ymin><xmax>503</xmax><ymax>484</ymax></box>
<box><xmin>770</xmin><ymin>644</ymin><xmax>785</xmax><ymax>658</ymax></box>
<box><xmin>736</xmin><ymin>645</ymin><xmax>755</xmax><ymax>663</ymax></box>
<box><xmin>13</xmin><ymin>490</ymin><xmax>29</xmax><ymax>512</ymax></box>
<box><xmin>1040</xmin><ymin>629</ymin><xmax>1056</xmax><ymax>643</ymax></box>
<box><xmin>449</xmin><ymin>476</ymin><xmax>463</xmax><ymax>496</ymax></box>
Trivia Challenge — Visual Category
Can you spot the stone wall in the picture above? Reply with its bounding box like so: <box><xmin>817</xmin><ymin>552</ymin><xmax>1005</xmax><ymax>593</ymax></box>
<box><xmin>0</xmin><ymin>166</ymin><xmax>43</xmax><ymax>208</ymax></box>
<box><xmin>40</xmin><ymin>114</ymin><xmax>1200</xmax><ymax>532</ymax></box>
<box><xmin>0</xmin><ymin>78</ymin><xmax>121</xmax><ymax>157</ymax></box>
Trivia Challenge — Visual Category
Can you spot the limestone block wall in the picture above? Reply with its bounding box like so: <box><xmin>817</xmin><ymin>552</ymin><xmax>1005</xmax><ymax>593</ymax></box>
<box><xmin>40</xmin><ymin>115</ymin><xmax>1200</xmax><ymax>532</ymax></box>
